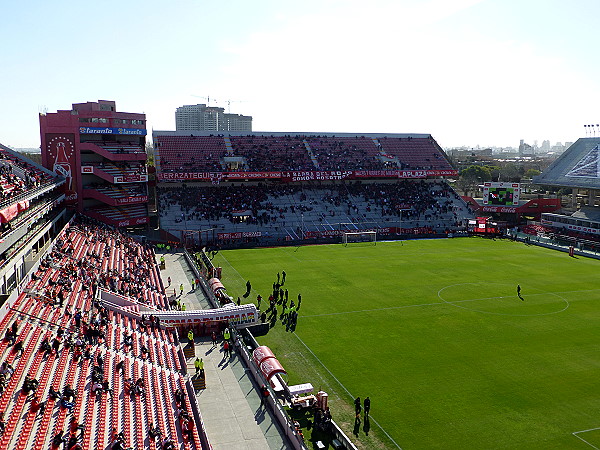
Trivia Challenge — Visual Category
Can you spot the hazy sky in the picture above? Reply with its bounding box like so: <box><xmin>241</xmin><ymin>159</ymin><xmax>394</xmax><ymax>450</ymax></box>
<box><xmin>1</xmin><ymin>0</ymin><xmax>599</xmax><ymax>149</ymax></box>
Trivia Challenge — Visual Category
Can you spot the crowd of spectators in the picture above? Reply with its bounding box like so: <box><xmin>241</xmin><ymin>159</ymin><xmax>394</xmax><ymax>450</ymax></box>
<box><xmin>229</xmin><ymin>135</ymin><xmax>314</xmax><ymax>171</ymax></box>
<box><xmin>42</xmin><ymin>218</ymin><xmax>163</xmax><ymax>303</ymax></box>
<box><xmin>156</xmin><ymin>135</ymin><xmax>226</xmax><ymax>173</ymax></box>
<box><xmin>0</xmin><ymin>215</ymin><xmax>195</xmax><ymax>448</ymax></box>
<box><xmin>349</xmin><ymin>180</ymin><xmax>453</xmax><ymax>221</ymax></box>
<box><xmin>159</xmin><ymin>184</ymin><xmax>310</xmax><ymax>227</ymax></box>
<box><xmin>159</xmin><ymin>180</ymin><xmax>469</xmax><ymax>237</ymax></box>
<box><xmin>155</xmin><ymin>134</ymin><xmax>453</xmax><ymax>173</ymax></box>
<box><xmin>307</xmin><ymin>137</ymin><xmax>387</xmax><ymax>171</ymax></box>
<box><xmin>0</xmin><ymin>154</ymin><xmax>49</xmax><ymax>204</ymax></box>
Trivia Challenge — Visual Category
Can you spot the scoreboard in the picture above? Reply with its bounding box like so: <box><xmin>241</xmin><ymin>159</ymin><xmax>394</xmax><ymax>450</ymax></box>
<box><xmin>483</xmin><ymin>182</ymin><xmax>520</xmax><ymax>206</ymax></box>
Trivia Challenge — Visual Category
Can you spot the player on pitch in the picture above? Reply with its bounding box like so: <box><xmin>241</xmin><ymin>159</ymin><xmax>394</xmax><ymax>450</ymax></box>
<box><xmin>517</xmin><ymin>284</ymin><xmax>523</xmax><ymax>301</ymax></box>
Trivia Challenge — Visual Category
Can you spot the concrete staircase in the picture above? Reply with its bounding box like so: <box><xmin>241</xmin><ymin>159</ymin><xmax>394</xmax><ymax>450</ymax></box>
<box><xmin>303</xmin><ymin>140</ymin><xmax>320</xmax><ymax>169</ymax></box>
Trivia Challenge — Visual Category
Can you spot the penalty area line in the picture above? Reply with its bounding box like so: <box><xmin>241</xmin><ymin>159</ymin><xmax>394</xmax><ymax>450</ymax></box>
<box><xmin>573</xmin><ymin>428</ymin><xmax>600</xmax><ymax>449</ymax></box>
<box><xmin>292</xmin><ymin>332</ymin><xmax>403</xmax><ymax>450</ymax></box>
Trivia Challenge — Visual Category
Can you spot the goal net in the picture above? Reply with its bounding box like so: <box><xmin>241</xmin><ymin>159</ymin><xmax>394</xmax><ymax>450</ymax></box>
<box><xmin>342</xmin><ymin>231</ymin><xmax>377</xmax><ymax>246</ymax></box>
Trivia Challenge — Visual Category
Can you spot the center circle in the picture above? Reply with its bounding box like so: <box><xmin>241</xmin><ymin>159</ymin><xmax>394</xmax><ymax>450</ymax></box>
<box><xmin>437</xmin><ymin>282</ymin><xmax>569</xmax><ymax>316</ymax></box>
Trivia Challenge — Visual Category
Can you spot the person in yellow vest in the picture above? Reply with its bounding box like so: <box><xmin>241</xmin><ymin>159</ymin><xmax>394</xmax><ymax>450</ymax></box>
<box><xmin>194</xmin><ymin>357</ymin><xmax>204</xmax><ymax>376</ymax></box>
<box><xmin>180</xmin><ymin>283</ymin><xmax>184</xmax><ymax>296</ymax></box>
<box><xmin>223</xmin><ymin>327</ymin><xmax>230</xmax><ymax>342</ymax></box>
<box><xmin>182</xmin><ymin>304</ymin><xmax>186</xmax><ymax>311</ymax></box>
<box><xmin>188</xmin><ymin>329</ymin><xmax>194</xmax><ymax>345</ymax></box>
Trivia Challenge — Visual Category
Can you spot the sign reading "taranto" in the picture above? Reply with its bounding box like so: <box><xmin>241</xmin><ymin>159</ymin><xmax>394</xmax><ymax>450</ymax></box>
<box><xmin>79</xmin><ymin>127</ymin><xmax>147</xmax><ymax>136</ymax></box>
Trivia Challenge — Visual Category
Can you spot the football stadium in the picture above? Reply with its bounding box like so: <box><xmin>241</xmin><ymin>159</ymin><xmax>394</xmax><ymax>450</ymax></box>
<box><xmin>0</xmin><ymin>99</ymin><xmax>598</xmax><ymax>450</ymax></box>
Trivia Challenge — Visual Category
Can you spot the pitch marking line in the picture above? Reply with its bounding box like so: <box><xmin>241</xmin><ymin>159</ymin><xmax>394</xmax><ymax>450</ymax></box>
<box><xmin>302</xmin><ymin>288</ymin><xmax>598</xmax><ymax>318</ymax></box>
<box><xmin>438</xmin><ymin>283</ymin><xmax>570</xmax><ymax>317</ymax></box>
<box><xmin>292</xmin><ymin>332</ymin><xmax>403</xmax><ymax>450</ymax></box>
<box><xmin>217</xmin><ymin>252</ymin><xmax>263</xmax><ymax>299</ymax></box>
<box><xmin>302</xmin><ymin>297</ymin><xmax>495</xmax><ymax>318</ymax></box>
<box><xmin>573</xmin><ymin>427</ymin><xmax>600</xmax><ymax>449</ymax></box>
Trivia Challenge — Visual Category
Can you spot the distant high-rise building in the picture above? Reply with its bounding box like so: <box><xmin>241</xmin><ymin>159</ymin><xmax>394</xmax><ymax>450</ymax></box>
<box><xmin>540</xmin><ymin>140</ymin><xmax>551</xmax><ymax>153</ymax></box>
<box><xmin>519</xmin><ymin>139</ymin><xmax>534</xmax><ymax>156</ymax></box>
<box><xmin>175</xmin><ymin>104</ymin><xmax>252</xmax><ymax>132</ymax></box>
<box><xmin>551</xmin><ymin>142</ymin><xmax>566</xmax><ymax>154</ymax></box>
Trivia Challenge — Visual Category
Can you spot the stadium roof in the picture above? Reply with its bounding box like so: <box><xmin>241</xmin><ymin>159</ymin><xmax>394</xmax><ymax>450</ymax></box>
<box><xmin>152</xmin><ymin>130</ymin><xmax>433</xmax><ymax>138</ymax></box>
<box><xmin>534</xmin><ymin>137</ymin><xmax>600</xmax><ymax>189</ymax></box>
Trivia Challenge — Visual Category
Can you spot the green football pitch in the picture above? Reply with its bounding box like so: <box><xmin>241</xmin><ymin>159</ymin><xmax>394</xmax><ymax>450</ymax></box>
<box><xmin>212</xmin><ymin>238</ymin><xmax>600</xmax><ymax>449</ymax></box>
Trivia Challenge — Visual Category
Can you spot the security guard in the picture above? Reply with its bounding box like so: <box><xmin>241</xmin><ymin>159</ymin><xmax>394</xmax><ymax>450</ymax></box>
<box><xmin>194</xmin><ymin>357</ymin><xmax>204</xmax><ymax>375</ymax></box>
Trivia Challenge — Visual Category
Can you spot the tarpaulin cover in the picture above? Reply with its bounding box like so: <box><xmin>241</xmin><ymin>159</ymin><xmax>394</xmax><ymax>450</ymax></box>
<box><xmin>0</xmin><ymin>204</ymin><xmax>19</xmax><ymax>223</ymax></box>
<box><xmin>260</xmin><ymin>357</ymin><xmax>286</xmax><ymax>380</ymax></box>
<box><xmin>252</xmin><ymin>346</ymin><xmax>275</xmax><ymax>366</ymax></box>
<box><xmin>208</xmin><ymin>278</ymin><xmax>225</xmax><ymax>293</ymax></box>
<box><xmin>17</xmin><ymin>200</ymin><xmax>29</xmax><ymax>212</ymax></box>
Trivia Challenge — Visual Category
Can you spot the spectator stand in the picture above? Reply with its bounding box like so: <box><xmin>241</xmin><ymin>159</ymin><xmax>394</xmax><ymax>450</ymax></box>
<box><xmin>0</xmin><ymin>215</ymin><xmax>206</xmax><ymax>450</ymax></box>
<box><xmin>158</xmin><ymin>180</ymin><xmax>473</xmax><ymax>247</ymax></box>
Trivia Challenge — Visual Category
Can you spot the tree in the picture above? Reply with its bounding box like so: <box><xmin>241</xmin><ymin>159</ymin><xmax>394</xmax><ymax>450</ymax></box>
<box><xmin>524</xmin><ymin>169</ymin><xmax>541</xmax><ymax>179</ymax></box>
<box><xmin>498</xmin><ymin>163</ymin><xmax>522</xmax><ymax>182</ymax></box>
<box><xmin>458</xmin><ymin>165</ymin><xmax>492</xmax><ymax>197</ymax></box>
<box><xmin>145</xmin><ymin>141</ymin><xmax>155</xmax><ymax>166</ymax></box>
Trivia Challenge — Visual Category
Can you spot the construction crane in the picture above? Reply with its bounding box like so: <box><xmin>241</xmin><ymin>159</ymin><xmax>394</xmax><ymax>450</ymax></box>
<box><xmin>223</xmin><ymin>99</ymin><xmax>246</xmax><ymax>113</ymax></box>
<box><xmin>190</xmin><ymin>95</ymin><xmax>246</xmax><ymax>113</ymax></box>
<box><xmin>190</xmin><ymin>95</ymin><xmax>217</xmax><ymax>106</ymax></box>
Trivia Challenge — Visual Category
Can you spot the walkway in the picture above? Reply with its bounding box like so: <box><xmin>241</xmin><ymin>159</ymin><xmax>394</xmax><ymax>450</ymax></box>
<box><xmin>514</xmin><ymin>232</ymin><xmax>600</xmax><ymax>260</ymax></box>
<box><xmin>156</xmin><ymin>250</ymin><xmax>289</xmax><ymax>450</ymax></box>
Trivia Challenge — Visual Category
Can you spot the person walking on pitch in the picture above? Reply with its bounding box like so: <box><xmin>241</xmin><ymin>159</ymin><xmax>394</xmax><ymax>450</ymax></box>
<box><xmin>517</xmin><ymin>284</ymin><xmax>523</xmax><ymax>301</ymax></box>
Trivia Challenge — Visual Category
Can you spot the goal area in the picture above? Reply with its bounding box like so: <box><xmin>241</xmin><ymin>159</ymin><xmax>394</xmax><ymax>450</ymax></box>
<box><xmin>342</xmin><ymin>231</ymin><xmax>377</xmax><ymax>246</ymax></box>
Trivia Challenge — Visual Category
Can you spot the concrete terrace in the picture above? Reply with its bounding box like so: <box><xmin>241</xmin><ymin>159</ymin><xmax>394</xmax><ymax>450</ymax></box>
<box><xmin>157</xmin><ymin>250</ymin><xmax>290</xmax><ymax>449</ymax></box>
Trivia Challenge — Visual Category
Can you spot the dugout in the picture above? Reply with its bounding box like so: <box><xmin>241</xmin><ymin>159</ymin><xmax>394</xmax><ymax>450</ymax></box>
<box><xmin>468</xmin><ymin>217</ymin><xmax>507</xmax><ymax>236</ymax></box>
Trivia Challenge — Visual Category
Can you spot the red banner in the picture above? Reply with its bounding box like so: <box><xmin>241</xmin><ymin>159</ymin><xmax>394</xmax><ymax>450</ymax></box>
<box><xmin>465</xmin><ymin>198</ymin><xmax>560</xmax><ymax>215</ymax></box>
<box><xmin>216</xmin><ymin>226</ymin><xmax>435</xmax><ymax>240</ymax></box>
<box><xmin>45</xmin><ymin>133</ymin><xmax>77</xmax><ymax>202</ymax></box>
<box><xmin>114</xmin><ymin>174</ymin><xmax>148</xmax><ymax>183</ymax></box>
<box><xmin>115</xmin><ymin>217</ymin><xmax>149</xmax><ymax>227</ymax></box>
<box><xmin>86</xmin><ymin>209</ymin><xmax>149</xmax><ymax>228</ymax></box>
<box><xmin>480</xmin><ymin>205</ymin><xmax>517</xmax><ymax>213</ymax></box>
<box><xmin>116</xmin><ymin>195</ymin><xmax>148</xmax><ymax>205</ymax></box>
<box><xmin>157</xmin><ymin>169</ymin><xmax>457</xmax><ymax>182</ymax></box>
<box><xmin>217</xmin><ymin>231</ymin><xmax>262</xmax><ymax>240</ymax></box>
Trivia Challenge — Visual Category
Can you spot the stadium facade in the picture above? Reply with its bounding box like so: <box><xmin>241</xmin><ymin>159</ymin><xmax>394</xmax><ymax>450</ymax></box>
<box><xmin>39</xmin><ymin>100</ymin><xmax>149</xmax><ymax>228</ymax></box>
<box><xmin>530</xmin><ymin>137</ymin><xmax>600</xmax><ymax>243</ymax></box>
<box><xmin>152</xmin><ymin>130</ymin><xmax>474</xmax><ymax>246</ymax></box>
<box><xmin>0</xmin><ymin>143</ymin><xmax>66</xmax><ymax>301</ymax></box>
<box><xmin>7</xmin><ymin>97</ymin><xmax>598</xmax><ymax>447</ymax></box>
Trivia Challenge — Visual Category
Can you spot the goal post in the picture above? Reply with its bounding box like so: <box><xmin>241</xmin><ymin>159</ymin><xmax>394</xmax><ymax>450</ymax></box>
<box><xmin>342</xmin><ymin>231</ymin><xmax>377</xmax><ymax>246</ymax></box>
